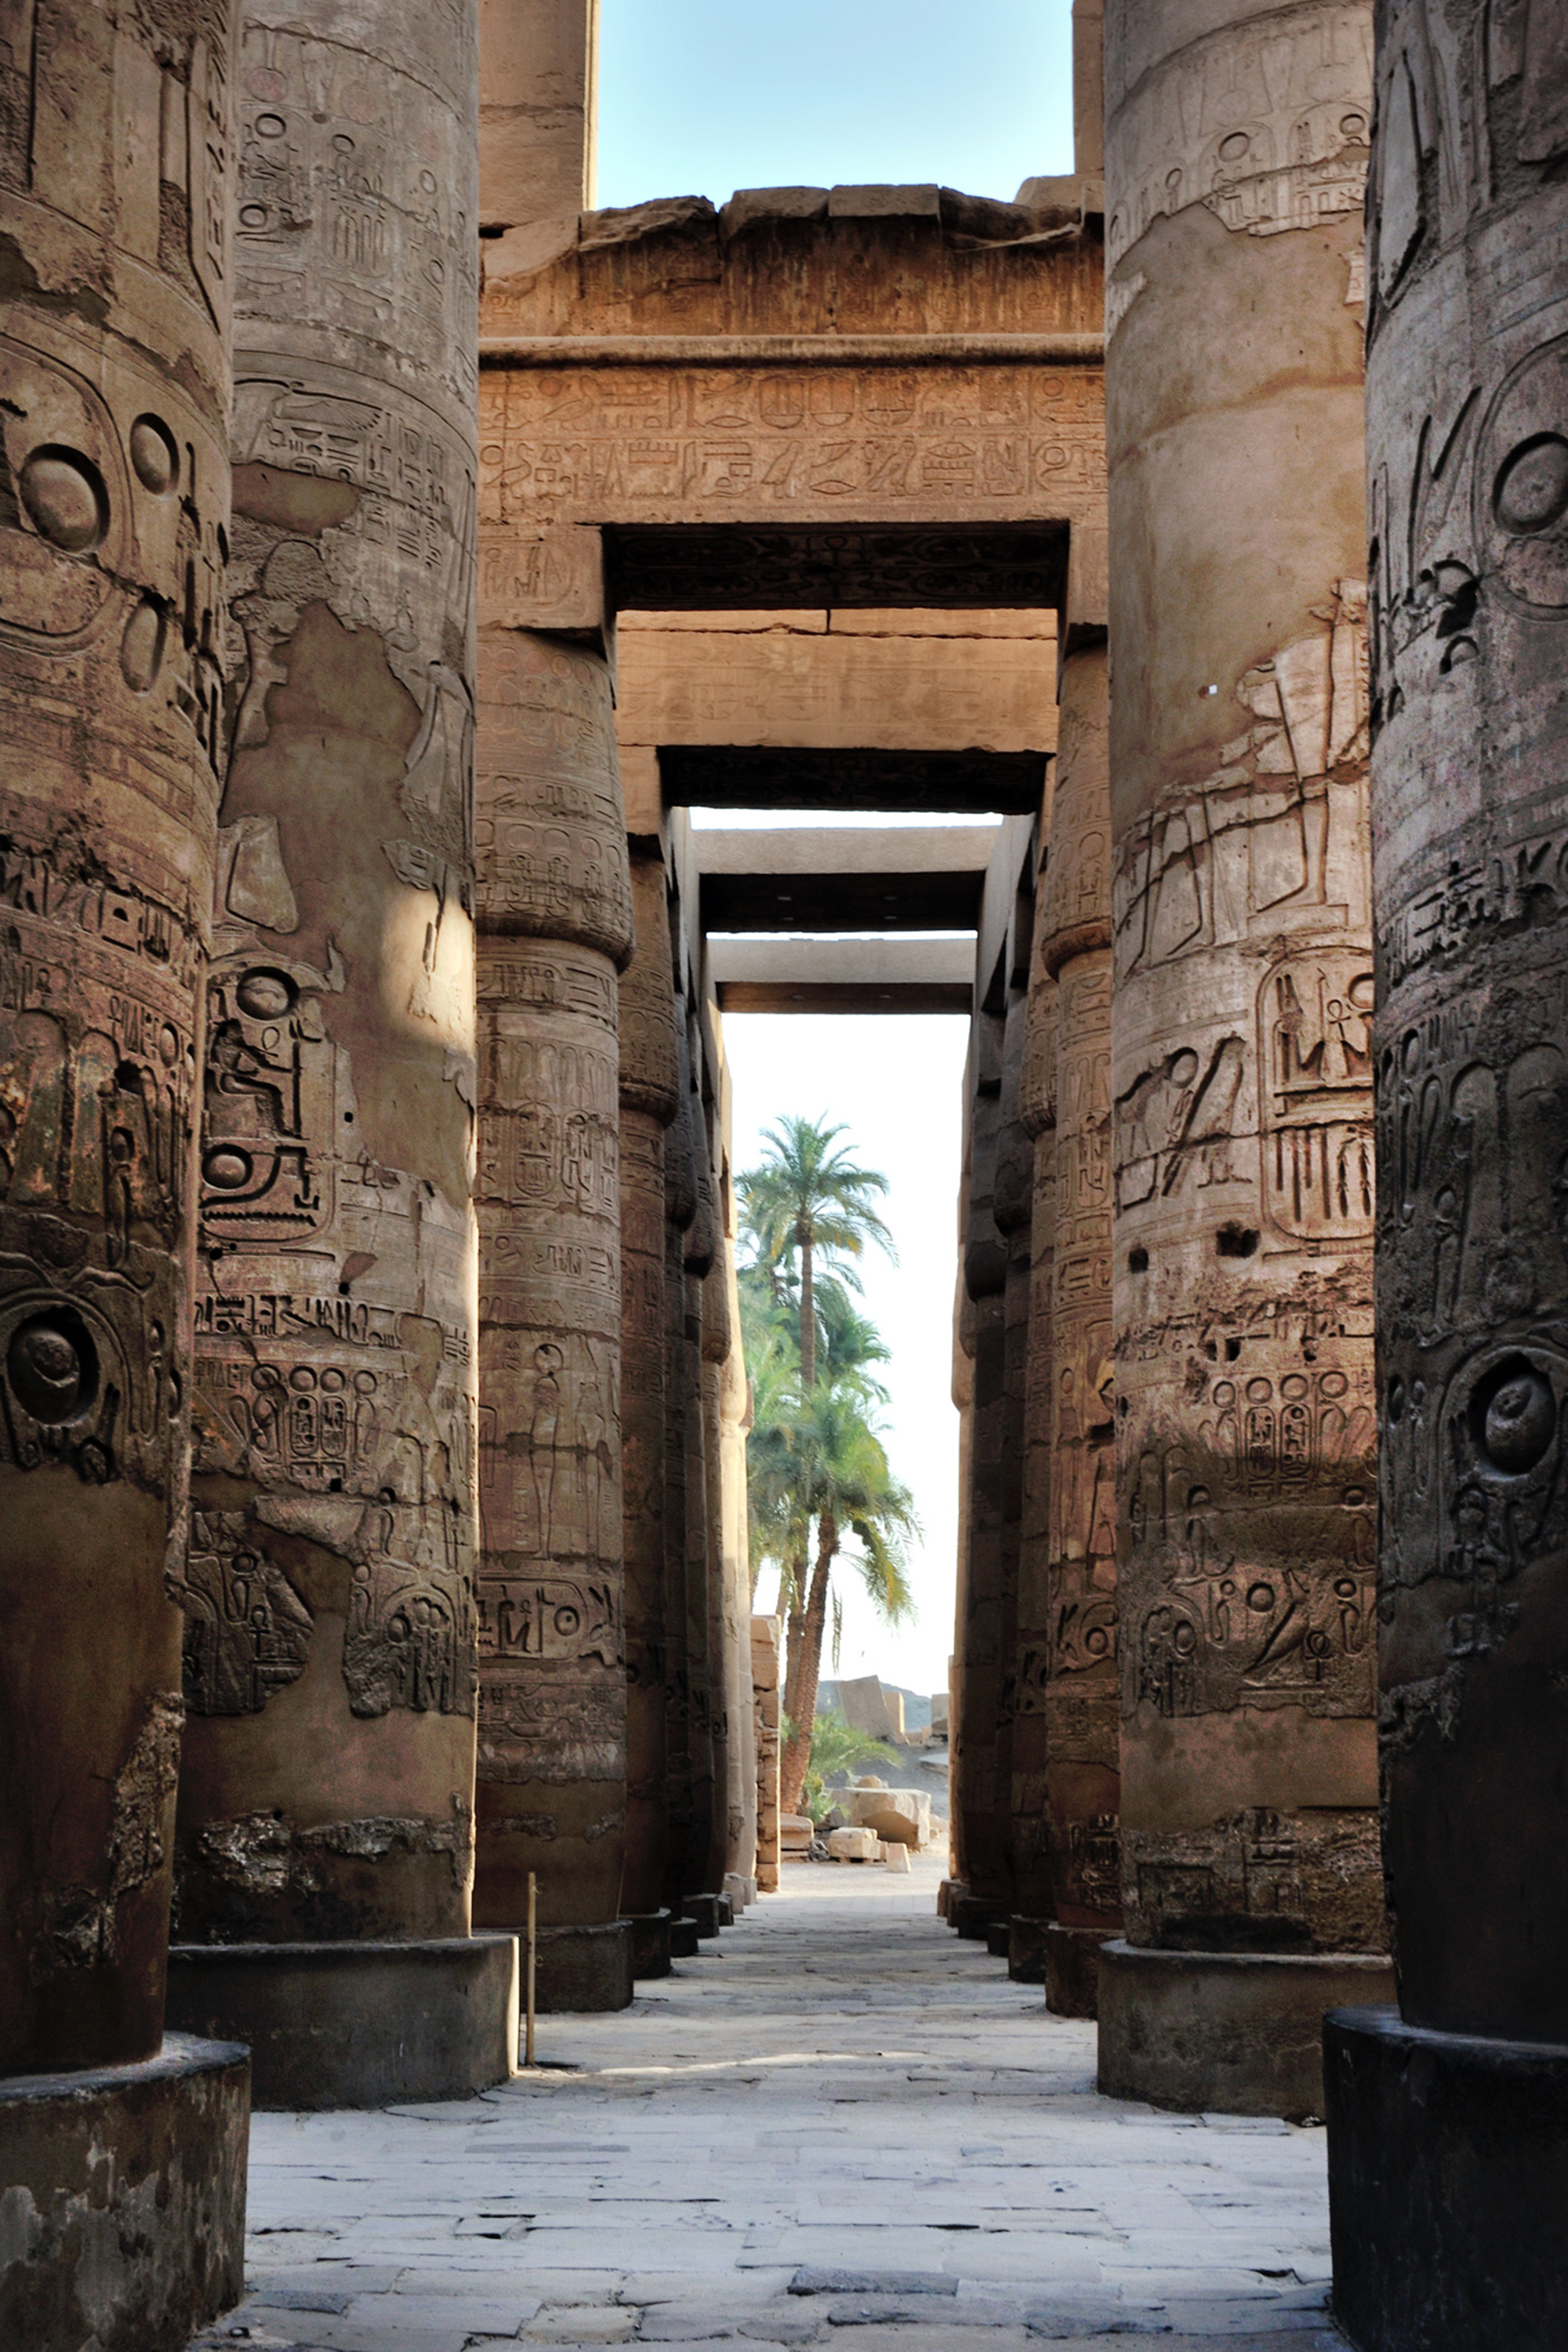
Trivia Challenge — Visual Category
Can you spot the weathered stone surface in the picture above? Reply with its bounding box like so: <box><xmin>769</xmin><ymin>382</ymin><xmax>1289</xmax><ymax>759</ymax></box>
<box><xmin>0</xmin><ymin>0</ymin><xmax>236</xmax><ymax>2077</ymax></box>
<box><xmin>619</xmin><ymin>856</ymin><xmax>679</xmax><ymax>1923</ymax></box>
<box><xmin>826</xmin><ymin>1828</ymin><xmax>880</xmax><ymax>1864</ymax></box>
<box><xmin>472</xmin><ymin>628</ymin><xmax>633</xmax><ymax>1986</ymax></box>
<box><xmin>165</xmin><ymin>1935</ymin><xmax>517</xmax><ymax>2106</ymax></box>
<box><xmin>1102</xmin><ymin>0</ymin><xmax>1385</xmax><ymax>2107</ymax></box>
<box><xmin>1327</xmin><ymin>2009</ymin><xmax>1568</xmax><ymax>2352</ymax></box>
<box><xmin>753</xmin><ymin>1617</ymin><xmax>783</xmax><ymax>1893</ymax></box>
<box><xmin>0</xmin><ymin>2036</ymin><xmax>248</xmax><ymax>2352</ymax></box>
<box><xmin>1363</xmin><ymin>0</ymin><xmax>1568</xmax><ymax>2053</ymax></box>
<box><xmin>1039</xmin><ymin>643</ymin><xmax>1120</xmax><ymax>2006</ymax></box>
<box><xmin>178</xmin><ymin>0</ymin><xmax>484</xmax><ymax>1959</ymax></box>
<box><xmin>1097</xmin><ymin>1940</ymin><xmax>1393</xmax><ymax>2118</ymax></box>
<box><xmin>843</xmin><ymin>1789</ymin><xmax>931</xmax><ymax>1848</ymax></box>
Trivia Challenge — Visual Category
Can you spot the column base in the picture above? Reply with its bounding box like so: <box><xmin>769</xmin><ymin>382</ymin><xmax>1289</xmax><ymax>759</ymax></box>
<box><xmin>985</xmin><ymin>1919</ymin><xmax>1011</xmax><ymax>1958</ymax></box>
<box><xmin>1326</xmin><ymin>2005</ymin><xmax>1568</xmax><ymax>2352</ymax></box>
<box><xmin>1096</xmin><ymin>1940</ymin><xmax>1395</xmax><ymax>2118</ymax></box>
<box><xmin>670</xmin><ymin>1917</ymin><xmax>701</xmax><ymax>1958</ymax></box>
<box><xmin>950</xmin><ymin>1892</ymin><xmax>1005</xmax><ymax>1940</ymax></box>
<box><xmin>0</xmin><ymin>2033</ymin><xmax>248</xmax><ymax>2351</ymax></box>
<box><xmin>724</xmin><ymin>1873</ymin><xmax>757</xmax><ymax>1911</ymax></box>
<box><xmin>757</xmin><ymin>1863</ymin><xmax>780</xmax><ymax>1893</ymax></box>
<box><xmin>535</xmin><ymin>1921</ymin><xmax>633</xmax><ymax>2013</ymax></box>
<box><xmin>1004</xmin><ymin>1915</ymin><xmax>1047</xmax><ymax>1985</ymax></box>
<box><xmin>682</xmin><ymin>1893</ymin><xmax>724</xmax><ymax>1938</ymax></box>
<box><xmin>1046</xmin><ymin>1923</ymin><xmax>1111</xmax><ymax>2017</ymax></box>
<box><xmin>623</xmin><ymin>1910</ymin><xmax>672</xmax><ymax>1979</ymax></box>
<box><xmin>166</xmin><ymin>1936</ymin><xmax>517</xmax><ymax>2109</ymax></box>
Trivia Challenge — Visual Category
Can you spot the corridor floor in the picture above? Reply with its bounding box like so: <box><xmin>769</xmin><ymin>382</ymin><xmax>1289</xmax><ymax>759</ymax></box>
<box><xmin>198</xmin><ymin>1858</ymin><xmax>1345</xmax><ymax>2352</ymax></box>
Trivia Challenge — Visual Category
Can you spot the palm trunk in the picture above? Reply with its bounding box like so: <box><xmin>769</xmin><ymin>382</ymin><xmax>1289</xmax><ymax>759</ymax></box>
<box><xmin>798</xmin><ymin>1225</ymin><xmax>815</xmax><ymax>1389</ymax></box>
<box><xmin>779</xmin><ymin>1512</ymin><xmax>837</xmax><ymax>1818</ymax></box>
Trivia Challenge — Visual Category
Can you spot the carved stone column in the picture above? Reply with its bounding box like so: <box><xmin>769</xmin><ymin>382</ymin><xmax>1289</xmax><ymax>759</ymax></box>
<box><xmin>951</xmin><ymin>1012</ymin><xmax>1014</xmax><ymax>1936</ymax></box>
<box><xmin>618</xmin><ymin>852</ymin><xmax>677</xmax><ymax>1976</ymax></box>
<box><xmin>1098</xmin><ymin>0</ymin><xmax>1394</xmax><ymax>2115</ymax></box>
<box><xmin>1040</xmin><ymin>644</ymin><xmax>1121</xmax><ymax>2017</ymax></box>
<box><xmin>1009</xmin><ymin>892</ymin><xmax>1058</xmax><ymax>1973</ymax></box>
<box><xmin>1326</xmin><ymin>12</ymin><xmax>1568</xmax><ymax>2344</ymax></box>
<box><xmin>702</xmin><ymin>1247</ymin><xmax>733</xmax><ymax>1905</ymax></box>
<box><xmin>721</xmin><ymin>1239</ymin><xmax>758</xmax><ymax>1908</ymax></box>
<box><xmin>0</xmin><ymin>3</ymin><xmax>249</xmax><ymax>2333</ymax></box>
<box><xmin>660</xmin><ymin>1025</ymin><xmax>698</xmax><ymax>1928</ymax></box>
<box><xmin>468</xmin><ymin>622</ymin><xmax>633</xmax><ymax>2013</ymax></box>
<box><xmin>751</xmin><ymin>1615</ymin><xmax>782</xmax><ymax>1894</ymax></box>
<box><xmin>680</xmin><ymin>1043</ymin><xmax>720</xmax><ymax>1920</ymax></box>
<box><xmin>994</xmin><ymin>961</ymin><xmax>1036</xmax><ymax>1967</ymax></box>
<box><xmin>165</xmin><ymin>0</ymin><xmax>517</xmax><ymax>2111</ymax></box>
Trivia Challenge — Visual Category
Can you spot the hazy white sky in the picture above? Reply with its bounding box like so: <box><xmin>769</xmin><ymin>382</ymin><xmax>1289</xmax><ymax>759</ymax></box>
<box><xmin>596</xmin><ymin>0</ymin><xmax>1076</xmax><ymax>211</ymax></box>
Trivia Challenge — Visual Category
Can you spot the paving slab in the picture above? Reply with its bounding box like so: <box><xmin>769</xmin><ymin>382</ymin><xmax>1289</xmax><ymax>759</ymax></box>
<box><xmin>198</xmin><ymin>1858</ymin><xmax>1346</xmax><ymax>2352</ymax></box>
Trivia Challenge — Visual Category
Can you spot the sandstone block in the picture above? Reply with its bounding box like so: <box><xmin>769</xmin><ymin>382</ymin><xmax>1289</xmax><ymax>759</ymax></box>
<box><xmin>826</xmin><ymin>1828</ymin><xmax>880</xmax><ymax>1863</ymax></box>
<box><xmin>846</xmin><ymin>1788</ymin><xmax>931</xmax><ymax>1848</ymax></box>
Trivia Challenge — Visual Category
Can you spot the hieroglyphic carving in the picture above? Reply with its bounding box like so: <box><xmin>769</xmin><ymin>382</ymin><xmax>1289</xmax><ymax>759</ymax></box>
<box><xmin>1105</xmin><ymin>2</ymin><xmax>1372</xmax><ymax>278</ymax></box>
<box><xmin>178</xmin><ymin>1511</ymin><xmax>313</xmax><ymax>1716</ymax></box>
<box><xmin>477</xmin><ymin>364</ymin><xmax>1105</xmax><ymax>530</ymax></box>
<box><xmin>1127</xmin><ymin>1806</ymin><xmax>1385</xmax><ymax>1953</ymax></box>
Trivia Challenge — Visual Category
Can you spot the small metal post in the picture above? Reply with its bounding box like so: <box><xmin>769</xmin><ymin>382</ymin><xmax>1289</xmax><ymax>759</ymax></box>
<box><xmin>525</xmin><ymin>1870</ymin><xmax>537</xmax><ymax>2068</ymax></box>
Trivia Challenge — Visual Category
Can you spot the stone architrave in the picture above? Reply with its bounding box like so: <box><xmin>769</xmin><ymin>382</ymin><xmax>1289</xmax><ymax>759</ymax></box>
<box><xmin>0</xmin><ymin>1</ymin><xmax>250</xmax><ymax>2335</ymax></box>
<box><xmin>1327</xmin><ymin>12</ymin><xmax>1568</xmax><ymax>2345</ymax></box>
<box><xmin>1040</xmin><ymin>644</ymin><xmax>1121</xmax><ymax>2016</ymax></box>
<box><xmin>167</xmin><ymin>0</ymin><xmax>517</xmax><ymax>2111</ymax></box>
<box><xmin>1098</xmin><ymin>0</ymin><xmax>1394</xmax><ymax>2116</ymax></box>
<box><xmin>618</xmin><ymin>853</ymin><xmax>679</xmax><ymax>1972</ymax></box>
<box><xmin>470</xmin><ymin>623</ymin><xmax>633</xmax><ymax>2013</ymax></box>
<box><xmin>1011</xmin><ymin>884</ymin><xmax>1058</xmax><ymax>1968</ymax></box>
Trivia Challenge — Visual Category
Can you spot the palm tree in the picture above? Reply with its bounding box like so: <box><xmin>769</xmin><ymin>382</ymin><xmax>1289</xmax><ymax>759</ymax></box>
<box><xmin>775</xmin><ymin>1381</ymin><xmax>918</xmax><ymax>1820</ymax></box>
<box><xmin>739</xmin><ymin>1116</ymin><xmax>895</xmax><ymax>1389</ymax></box>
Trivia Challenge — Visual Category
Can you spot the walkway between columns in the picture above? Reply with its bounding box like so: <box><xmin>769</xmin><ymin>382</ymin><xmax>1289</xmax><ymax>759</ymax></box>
<box><xmin>197</xmin><ymin>1862</ymin><xmax>1344</xmax><ymax>2351</ymax></box>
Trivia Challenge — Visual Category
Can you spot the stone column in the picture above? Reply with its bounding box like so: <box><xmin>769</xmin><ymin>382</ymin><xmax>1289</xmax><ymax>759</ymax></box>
<box><xmin>618</xmin><ymin>851</ymin><xmax>677</xmax><ymax>1976</ymax></box>
<box><xmin>994</xmin><ymin>959</ymin><xmax>1036</xmax><ymax>1969</ymax></box>
<box><xmin>751</xmin><ymin>1616</ymin><xmax>782</xmax><ymax>1894</ymax></box>
<box><xmin>702</xmin><ymin>1246</ymin><xmax>733</xmax><ymax>1908</ymax></box>
<box><xmin>0</xmin><ymin>2</ymin><xmax>249</xmax><ymax>2332</ymax></box>
<box><xmin>469</xmin><ymin>619</ymin><xmax>633</xmax><ymax>2013</ymax></box>
<box><xmin>1040</xmin><ymin>644</ymin><xmax>1122</xmax><ymax>2017</ymax></box>
<box><xmin>944</xmin><ymin>1169</ymin><xmax>975</xmax><ymax>1921</ymax></box>
<box><xmin>660</xmin><ymin>1028</ymin><xmax>697</xmax><ymax>1928</ymax></box>
<box><xmin>1098</xmin><ymin>0</ymin><xmax>1394</xmax><ymax>2117</ymax></box>
<box><xmin>1009</xmin><ymin>891</ymin><xmax>1058</xmax><ymax>1975</ymax></box>
<box><xmin>1326</xmin><ymin>12</ymin><xmax>1568</xmax><ymax>2343</ymax></box>
<box><xmin>951</xmin><ymin>1013</ymin><xmax>1014</xmax><ymax>1936</ymax></box>
<box><xmin>721</xmin><ymin>1263</ymin><xmax>758</xmax><ymax>1907</ymax></box>
<box><xmin>165</xmin><ymin>0</ymin><xmax>517</xmax><ymax>2111</ymax></box>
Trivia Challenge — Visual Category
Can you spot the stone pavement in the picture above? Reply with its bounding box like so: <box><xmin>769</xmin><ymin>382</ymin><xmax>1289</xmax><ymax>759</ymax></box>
<box><xmin>197</xmin><ymin>1857</ymin><xmax>1345</xmax><ymax>2352</ymax></box>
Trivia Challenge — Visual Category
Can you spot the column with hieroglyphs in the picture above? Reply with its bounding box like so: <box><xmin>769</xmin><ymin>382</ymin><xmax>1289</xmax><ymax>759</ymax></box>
<box><xmin>1040</xmin><ymin>628</ymin><xmax>1121</xmax><ymax>2018</ymax></box>
<box><xmin>469</xmin><ymin>603</ymin><xmax>634</xmax><ymax>2013</ymax></box>
<box><xmin>0</xmin><ymin>0</ymin><xmax>250</xmax><ymax>2330</ymax></box>
<box><xmin>617</xmin><ymin>851</ymin><xmax>679</xmax><ymax>1976</ymax></box>
<box><xmin>1098</xmin><ymin>0</ymin><xmax>1393</xmax><ymax>2115</ymax></box>
<box><xmin>1327</xmin><ymin>10</ymin><xmax>1568</xmax><ymax>2341</ymax></box>
<box><xmin>167</xmin><ymin>0</ymin><xmax>519</xmax><ymax>2110</ymax></box>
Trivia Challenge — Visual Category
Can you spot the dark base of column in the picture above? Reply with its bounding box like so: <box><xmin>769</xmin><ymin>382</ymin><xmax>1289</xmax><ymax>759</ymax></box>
<box><xmin>1325</xmin><ymin>2005</ymin><xmax>1568</xmax><ymax>2352</ymax></box>
<box><xmin>1046</xmin><ymin>1924</ymin><xmax>1110</xmax><ymax>2017</ymax></box>
<box><xmin>0</xmin><ymin>2033</ymin><xmax>248</xmax><ymax>2352</ymax></box>
<box><xmin>950</xmin><ymin>1892</ymin><xmax>1006</xmax><ymax>1940</ymax></box>
<box><xmin>1005</xmin><ymin>1915</ymin><xmax>1049</xmax><ymax>1984</ymax></box>
<box><xmin>670</xmin><ymin>1917</ymin><xmax>701</xmax><ymax>1958</ymax></box>
<box><xmin>682</xmin><ymin>1893</ymin><xmax>724</xmax><ymax>1938</ymax></box>
<box><xmin>1096</xmin><ymin>1940</ymin><xmax>1396</xmax><ymax>2118</ymax></box>
<box><xmin>623</xmin><ymin>1910</ymin><xmax>672</xmax><ymax>1978</ymax></box>
<box><xmin>535</xmin><ymin>1921</ymin><xmax>633</xmax><ymax>2013</ymax></box>
<box><xmin>936</xmin><ymin>1877</ymin><xmax>956</xmax><ymax>1919</ymax></box>
<box><xmin>166</xmin><ymin>1936</ymin><xmax>517</xmax><ymax>2109</ymax></box>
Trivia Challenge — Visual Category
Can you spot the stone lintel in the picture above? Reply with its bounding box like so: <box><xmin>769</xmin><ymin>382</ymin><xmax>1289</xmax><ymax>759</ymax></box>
<box><xmin>660</xmin><ymin>747</ymin><xmax>1047</xmax><ymax>813</ymax></box>
<box><xmin>479</xmin><ymin>331</ymin><xmax>1104</xmax><ymax>367</ymax></box>
<box><xmin>710</xmin><ymin>935</ymin><xmax>974</xmax><ymax>1014</ymax></box>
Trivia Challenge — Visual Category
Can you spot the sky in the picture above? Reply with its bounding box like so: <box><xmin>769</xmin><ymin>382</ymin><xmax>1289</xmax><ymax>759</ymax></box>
<box><xmin>595</xmin><ymin>0</ymin><xmax>1076</xmax><ymax>212</ymax></box>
